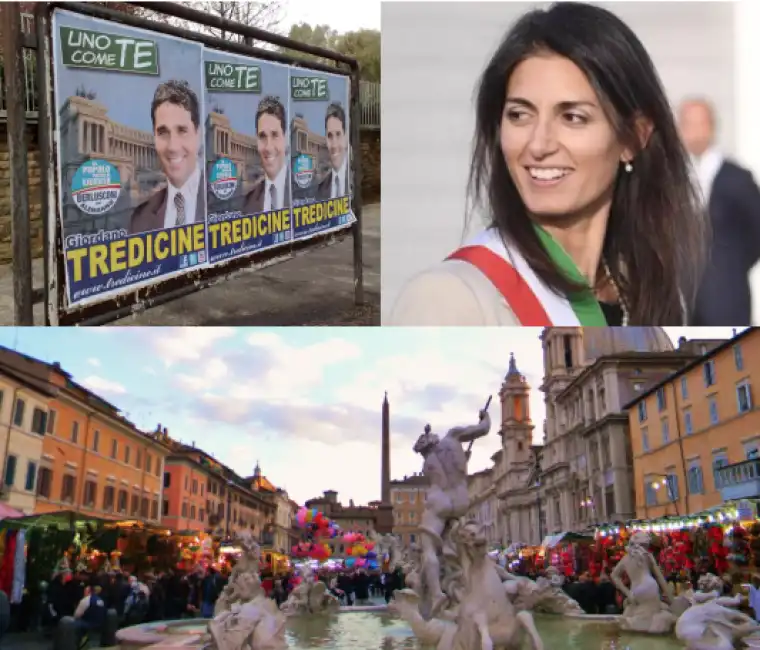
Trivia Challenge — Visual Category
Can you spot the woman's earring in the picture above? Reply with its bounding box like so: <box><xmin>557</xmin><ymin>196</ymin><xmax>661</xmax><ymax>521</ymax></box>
<box><xmin>624</xmin><ymin>161</ymin><xmax>633</xmax><ymax>173</ymax></box>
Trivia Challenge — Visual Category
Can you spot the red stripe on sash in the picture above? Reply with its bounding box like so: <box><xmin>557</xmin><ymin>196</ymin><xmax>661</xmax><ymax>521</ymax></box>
<box><xmin>447</xmin><ymin>246</ymin><xmax>552</xmax><ymax>326</ymax></box>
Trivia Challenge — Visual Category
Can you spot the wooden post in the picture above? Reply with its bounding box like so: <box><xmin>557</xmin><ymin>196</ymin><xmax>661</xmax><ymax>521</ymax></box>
<box><xmin>2</xmin><ymin>3</ymin><xmax>33</xmax><ymax>324</ymax></box>
<box><xmin>349</xmin><ymin>66</ymin><xmax>365</xmax><ymax>305</ymax></box>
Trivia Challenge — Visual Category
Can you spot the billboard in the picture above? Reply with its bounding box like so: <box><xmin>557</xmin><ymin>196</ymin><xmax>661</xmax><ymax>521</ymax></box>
<box><xmin>51</xmin><ymin>9</ymin><xmax>355</xmax><ymax>310</ymax></box>
<box><xmin>203</xmin><ymin>51</ymin><xmax>292</xmax><ymax>265</ymax></box>
<box><xmin>289</xmin><ymin>70</ymin><xmax>354</xmax><ymax>241</ymax></box>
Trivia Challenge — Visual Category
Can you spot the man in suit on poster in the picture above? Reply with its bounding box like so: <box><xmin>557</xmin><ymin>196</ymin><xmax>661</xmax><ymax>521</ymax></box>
<box><xmin>316</xmin><ymin>102</ymin><xmax>349</xmax><ymax>201</ymax></box>
<box><xmin>129</xmin><ymin>80</ymin><xmax>205</xmax><ymax>235</ymax></box>
<box><xmin>678</xmin><ymin>98</ymin><xmax>760</xmax><ymax>325</ymax></box>
<box><xmin>241</xmin><ymin>96</ymin><xmax>289</xmax><ymax>215</ymax></box>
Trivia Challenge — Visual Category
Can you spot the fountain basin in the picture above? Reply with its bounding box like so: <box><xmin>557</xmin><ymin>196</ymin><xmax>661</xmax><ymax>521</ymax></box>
<box><xmin>117</xmin><ymin>610</ymin><xmax>688</xmax><ymax>649</ymax></box>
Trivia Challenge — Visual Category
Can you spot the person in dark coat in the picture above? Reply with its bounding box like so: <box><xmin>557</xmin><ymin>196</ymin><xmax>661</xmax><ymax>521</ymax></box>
<box><xmin>594</xmin><ymin>570</ymin><xmax>619</xmax><ymax>614</ymax></box>
<box><xmin>678</xmin><ymin>98</ymin><xmax>760</xmax><ymax>326</ymax></box>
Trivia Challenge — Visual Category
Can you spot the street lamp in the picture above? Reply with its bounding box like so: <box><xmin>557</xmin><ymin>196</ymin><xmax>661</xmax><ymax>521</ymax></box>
<box><xmin>650</xmin><ymin>473</ymin><xmax>680</xmax><ymax>517</ymax></box>
<box><xmin>580</xmin><ymin>497</ymin><xmax>597</xmax><ymax>522</ymax></box>
<box><xmin>534</xmin><ymin>451</ymin><xmax>543</xmax><ymax>544</ymax></box>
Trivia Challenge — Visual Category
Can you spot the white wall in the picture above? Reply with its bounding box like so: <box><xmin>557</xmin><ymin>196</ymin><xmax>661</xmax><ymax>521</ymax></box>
<box><xmin>381</xmin><ymin>1</ymin><xmax>743</xmax><ymax>322</ymax></box>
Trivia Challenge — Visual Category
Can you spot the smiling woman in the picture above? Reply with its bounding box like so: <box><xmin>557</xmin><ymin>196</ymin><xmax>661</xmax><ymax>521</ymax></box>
<box><xmin>386</xmin><ymin>2</ymin><xmax>708</xmax><ymax>327</ymax></box>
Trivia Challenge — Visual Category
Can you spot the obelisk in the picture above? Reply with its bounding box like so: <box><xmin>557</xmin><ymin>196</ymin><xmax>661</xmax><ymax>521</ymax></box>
<box><xmin>381</xmin><ymin>391</ymin><xmax>390</xmax><ymax>504</ymax></box>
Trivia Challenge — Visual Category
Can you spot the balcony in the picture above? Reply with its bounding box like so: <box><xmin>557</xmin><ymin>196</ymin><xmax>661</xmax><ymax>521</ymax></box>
<box><xmin>718</xmin><ymin>459</ymin><xmax>760</xmax><ymax>501</ymax></box>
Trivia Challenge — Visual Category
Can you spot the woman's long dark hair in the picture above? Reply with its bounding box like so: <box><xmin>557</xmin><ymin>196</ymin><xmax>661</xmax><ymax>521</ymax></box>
<box><xmin>467</xmin><ymin>2</ymin><xmax>708</xmax><ymax>325</ymax></box>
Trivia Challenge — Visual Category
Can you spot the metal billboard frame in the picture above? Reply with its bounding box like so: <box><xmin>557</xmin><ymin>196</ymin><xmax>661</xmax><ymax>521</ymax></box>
<box><xmin>32</xmin><ymin>1</ymin><xmax>364</xmax><ymax>325</ymax></box>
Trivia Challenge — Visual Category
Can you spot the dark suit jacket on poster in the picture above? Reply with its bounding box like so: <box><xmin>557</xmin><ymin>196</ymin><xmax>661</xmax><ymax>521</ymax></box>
<box><xmin>129</xmin><ymin>176</ymin><xmax>206</xmax><ymax>235</ymax></box>
<box><xmin>316</xmin><ymin>167</ymin><xmax>349</xmax><ymax>201</ymax></box>
<box><xmin>692</xmin><ymin>160</ymin><xmax>760</xmax><ymax>326</ymax></box>
<box><xmin>240</xmin><ymin>170</ymin><xmax>290</xmax><ymax>215</ymax></box>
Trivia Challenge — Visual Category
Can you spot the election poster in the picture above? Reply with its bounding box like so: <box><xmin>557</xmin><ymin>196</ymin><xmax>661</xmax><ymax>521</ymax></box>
<box><xmin>52</xmin><ymin>9</ymin><xmax>207</xmax><ymax>308</ymax></box>
<box><xmin>203</xmin><ymin>51</ymin><xmax>292</xmax><ymax>266</ymax></box>
<box><xmin>289</xmin><ymin>70</ymin><xmax>356</xmax><ymax>241</ymax></box>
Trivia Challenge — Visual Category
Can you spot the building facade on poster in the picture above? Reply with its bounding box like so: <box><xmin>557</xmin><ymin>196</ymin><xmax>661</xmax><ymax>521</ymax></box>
<box><xmin>51</xmin><ymin>8</ymin><xmax>355</xmax><ymax>311</ymax></box>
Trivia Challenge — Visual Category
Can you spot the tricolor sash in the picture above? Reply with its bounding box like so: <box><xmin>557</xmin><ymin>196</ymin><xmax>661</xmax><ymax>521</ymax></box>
<box><xmin>447</xmin><ymin>226</ymin><xmax>607</xmax><ymax>326</ymax></box>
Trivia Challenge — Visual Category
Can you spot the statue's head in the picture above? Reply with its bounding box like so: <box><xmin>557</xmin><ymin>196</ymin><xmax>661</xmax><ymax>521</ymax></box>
<box><xmin>453</xmin><ymin>520</ymin><xmax>487</xmax><ymax>553</ymax></box>
<box><xmin>629</xmin><ymin>530</ymin><xmax>652</xmax><ymax>549</ymax></box>
<box><xmin>413</xmin><ymin>427</ymin><xmax>439</xmax><ymax>455</ymax></box>
<box><xmin>697</xmin><ymin>573</ymin><xmax>722</xmax><ymax>592</ymax></box>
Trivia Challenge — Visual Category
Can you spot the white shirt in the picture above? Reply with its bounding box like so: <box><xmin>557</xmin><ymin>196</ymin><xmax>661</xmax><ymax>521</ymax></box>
<box><xmin>74</xmin><ymin>593</ymin><xmax>104</xmax><ymax>619</ymax></box>
<box><xmin>164</xmin><ymin>164</ymin><xmax>201</xmax><ymax>229</ymax></box>
<box><xmin>690</xmin><ymin>147</ymin><xmax>724</xmax><ymax>205</ymax></box>
<box><xmin>264</xmin><ymin>162</ymin><xmax>288</xmax><ymax>212</ymax></box>
<box><xmin>330</xmin><ymin>157</ymin><xmax>348</xmax><ymax>199</ymax></box>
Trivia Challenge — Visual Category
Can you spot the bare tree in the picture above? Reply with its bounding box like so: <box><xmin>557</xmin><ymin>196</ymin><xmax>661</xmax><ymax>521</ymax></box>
<box><xmin>171</xmin><ymin>1</ymin><xmax>285</xmax><ymax>43</ymax></box>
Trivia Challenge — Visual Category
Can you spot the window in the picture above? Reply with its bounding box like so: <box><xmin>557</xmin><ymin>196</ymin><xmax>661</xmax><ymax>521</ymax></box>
<box><xmin>645</xmin><ymin>480</ymin><xmax>657</xmax><ymax>506</ymax></box>
<box><xmin>688</xmin><ymin>463</ymin><xmax>704</xmax><ymax>494</ymax></box>
<box><xmin>684</xmin><ymin>409</ymin><xmax>693</xmax><ymax>435</ymax></box>
<box><xmin>665</xmin><ymin>473</ymin><xmax>679</xmax><ymax>501</ymax></box>
<box><xmin>164</xmin><ymin>472</ymin><xmax>171</xmax><ymax>488</ymax></box>
<box><xmin>4</xmin><ymin>455</ymin><xmax>16</xmax><ymax>487</ymax></box>
<box><xmin>182</xmin><ymin>502</ymin><xmax>188</xmax><ymax>517</ymax></box>
<box><xmin>124</xmin><ymin>446</ymin><xmax>131</xmax><ymax>464</ymax></box>
<box><xmin>146</xmin><ymin>454</ymin><xmax>152</xmax><ymax>474</ymax></box>
<box><xmin>13</xmin><ymin>399</ymin><xmax>25</xmax><ymax>427</ymax></box>
<box><xmin>61</xmin><ymin>475</ymin><xmax>76</xmax><ymax>502</ymax></box>
<box><xmin>136</xmin><ymin>449</ymin><xmax>142</xmax><ymax>469</ymax></box>
<box><xmin>131</xmin><ymin>494</ymin><xmax>139</xmax><ymax>516</ymax></box>
<box><xmin>111</xmin><ymin>439</ymin><xmax>118</xmax><ymax>459</ymax></box>
<box><xmin>735</xmin><ymin>344</ymin><xmax>744</xmax><ymax>371</ymax></box>
<box><xmin>25</xmin><ymin>462</ymin><xmax>36</xmax><ymax>491</ymax></box>
<box><xmin>704</xmin><ymin>360</ymin><xmax>716</xmax><ymax>387</ymax></box>
<box><xmin>31</xmin><ymin>408</ymin><xmax>47</xmax><ymax>435</ymax></box>
<box><xmin>36</xmin><ymin>467</ymin><xmax>52</xmax><ymax>498</ymax></box>
<box><xmin>661</xmin><ymin>418</ymin><xmax>670</xmax><ymax>444</ymax></box>
<box><xmin>162</xmin><ymin>500</ymin><xmax>169</xmax><ymax>516</ymax></box>
<box><xmin>641</xmin><ymin>426</ymin><xmax>650</xmax><ymax>452</ymax></box>
<box><xmin>84</xmin><ymin>480</ymin><xmax>97</xmax><ymax>507</ymax></box>
<box><xmin>656</xmin><ymin>388</ymin><xmax>666</xmax><ymax>412</ymax></box>
<box><xmin>118</xmin><ymin>490</ymin><xmax>128</xmax><ymax>513</ymax></box>
<box><xmin>92</xmin><ymin>430</ymin><xmax>100</xmax><ymax>452</ymax></box>
<box><xmin>46</xmin><ymin>409</ymin><xmax>57</xmax><ymax>434</ymax></box>
<box><xmin>141</xmin><ymin>498</ymin><xmax>149</xmax><ymax>518</ymax></box>
<box><xmin>192</xmin><ymin>479</ymin><xmax>198</xmax><ymax>495</ymax></box>
<box><xmin>190</xmin><ymin>505</ymin><xmax>196</xmax><ymax>520</ymax></box>
<box><xmin>103</xmin><ymin>485</ymin><xmax>115</xmax><ymax>511</ymax></box>
<box><xmin>151</xmin><ymin>500</ymin><xmax>159</xmax><ymax>520</ymax></box>
<box><xmin>638</xmin><ymin>401</ymin><xmax>647</xmax><ymax>423</ymax></box>
<box><xmin>410</xmin><ymin>533</ymin><xmax>416</xmax><ymax>544</ymax></box>
<box><xmin>71</xmin><ymin>421</ymin><xmax>79</xmax><ymax>444</ymax></box>
<box><xmin>713</xmin><ymin>454</ymin><xmax>729</xmax><ymax>489</ymax></box>
<box><xmin>681</xmin><ymin>377</ymin><xmax>689</xmax><ymax>400</ymax></box>
<box><xmin>737</xmin><ymin>382</ymin><xmax>752</xmax><ymax>414</ymax></box>
<box><xmin>709</xmin><ymin>397</ymin><xmax>719</xmax><ymax>424</ymax></box>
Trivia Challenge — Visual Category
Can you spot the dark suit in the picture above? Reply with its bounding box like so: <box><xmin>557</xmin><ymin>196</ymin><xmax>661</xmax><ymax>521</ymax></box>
<box><xmin>692</xmin><ymin>159</ymin><xmax>760</xmax><ymax>325</ymax></box>
<box><xmin>316</xmin><ymin>167</ymin><xmax>348</xmax><ymax>201</ymax></box>
<box><xmin>240</xmin><ymin>170</ymin><xmax>289</xmax><ymax>216</ymax></box>
<box><xmin>129</xmin><ymin>173</ymin><xmax>206</xmax><ymax>235</ymax></box>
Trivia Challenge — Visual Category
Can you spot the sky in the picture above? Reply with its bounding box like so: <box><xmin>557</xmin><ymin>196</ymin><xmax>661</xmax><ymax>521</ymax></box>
<box><xmin>282</xmin><ymin>0</ymin><xmax>380</xmax><ymax>33</ymax></box>
<box><xmin>0</xmin><ymin>327</ymin><xmax>739</xmax><ymax>507</ymax></box>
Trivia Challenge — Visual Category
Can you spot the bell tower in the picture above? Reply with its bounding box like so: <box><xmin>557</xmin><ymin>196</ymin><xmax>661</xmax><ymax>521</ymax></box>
<box><xmin>541</xmin><ymin>327</ymin><xmax>584</xmax><ymax>442</ymax></box>
<box><xmin>500</xmin><ymin>353</ymin><xmax>534</xmax><ymax>488</ymax></box>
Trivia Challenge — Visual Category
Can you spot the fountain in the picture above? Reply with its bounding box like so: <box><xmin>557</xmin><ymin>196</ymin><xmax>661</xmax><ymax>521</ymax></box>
<box><xmin>115</xmin><ymin>403</ymin><xmax>710</xmax><ymax>650</ymax></box>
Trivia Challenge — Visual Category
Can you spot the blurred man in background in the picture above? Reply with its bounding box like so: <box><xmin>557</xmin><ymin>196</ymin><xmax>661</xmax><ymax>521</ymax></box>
<box><xmin>678</xmin><ymin>98</ymin><xmax>760</xmax><ymax>325</ymax></box>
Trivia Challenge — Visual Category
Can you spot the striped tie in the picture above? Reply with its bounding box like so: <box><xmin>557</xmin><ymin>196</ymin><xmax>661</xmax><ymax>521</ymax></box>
<box><xmin>174</xmin><ymin>192</ymin><xmax>186</xmax><ymax>226</ymax></box>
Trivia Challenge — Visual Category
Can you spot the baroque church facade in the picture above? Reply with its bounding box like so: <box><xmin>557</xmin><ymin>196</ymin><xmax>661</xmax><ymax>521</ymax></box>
<box><xmin>487</xmin><ymin>327</ymin><xmax>690</xmax><ymax>546</ymax></box>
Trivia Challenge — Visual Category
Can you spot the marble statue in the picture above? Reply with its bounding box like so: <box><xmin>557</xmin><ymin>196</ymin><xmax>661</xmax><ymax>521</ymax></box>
<box><xmin>205</xmin><ymin>529</ymin><xmax>289</xmax><ymax>650</ymax></box>
<box><xmin>611</xmin><ymin>530</ymin><xmax>677</xmax><ymax>634</ymax></box>
<box><xmin>373</xmin><ymin>532</ymin><xmax>403</xmax><ymax>571</ymax></box>
<box><xmin>498</xmin><ymin>566</ymin><xmax>583</xmax><ymax>615</ymax></box>
<box><xmin>414</xmin><ymin>407</ymin><xmax>491</xmax><ymax>618</ymax></box>
<box><xmin>399</xmin><ymin>543</ymin><xmax>424</xmax><ymax>595</ymax></box>
<box><xmin>390</xmin><ymin>519</ymin><xmax>544</xmax><ymax>650</ymax></box>
<box><xmin>279</xmin><ymin>565</ymin><xmax>340</xmax><ymax>615</ymax></box>
<box><xmin>675</xmin><ymin>573</ymin><xmax>760</xmax><ymax>650</ymax></box>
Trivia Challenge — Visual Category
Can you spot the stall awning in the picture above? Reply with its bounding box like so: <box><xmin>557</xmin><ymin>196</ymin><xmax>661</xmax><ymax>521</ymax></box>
<box><xmin>541</xmin><ymin>532</ymin><xmax>593</xmax><ymax>548</ymax></box>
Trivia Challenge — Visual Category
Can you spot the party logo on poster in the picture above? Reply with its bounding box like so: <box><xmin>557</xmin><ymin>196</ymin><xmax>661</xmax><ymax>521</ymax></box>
<box><xmin>209</xmin><ymin>158</ymin><xmax>238</xmax><ymax>201</ymax></box>
<box><xmin>293</xmin><ymin>153</ymin><xmax>315</xmax><ymax>188</ymax></box>
<box><xmin>71</xmin><ymin>159</ymin><xmax>122</xmax><ymax>215</ymax></box>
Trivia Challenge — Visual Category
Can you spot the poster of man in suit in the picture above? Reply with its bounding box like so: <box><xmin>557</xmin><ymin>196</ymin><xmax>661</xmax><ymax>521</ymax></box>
<box><xmin>203</xmin><ymin>51</ymin><xmax>291</xmax><ymax>265</ymax></box>
<box><xmin>289</xmin><ymin>69</ymin><xmax>356</xmax><ymax>241</ymax></box>
<box><xmin>52</xmin><ymin>9</ymin><xmax>206</xmax><ymax>309</ymax></box>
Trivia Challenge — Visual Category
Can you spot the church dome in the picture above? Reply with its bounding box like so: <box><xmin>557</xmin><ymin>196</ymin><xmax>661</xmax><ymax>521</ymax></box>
<box><xmin>582</xmin><ymin>327</ymin><xmax>673</xmax><ymax>363</ymax></box>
